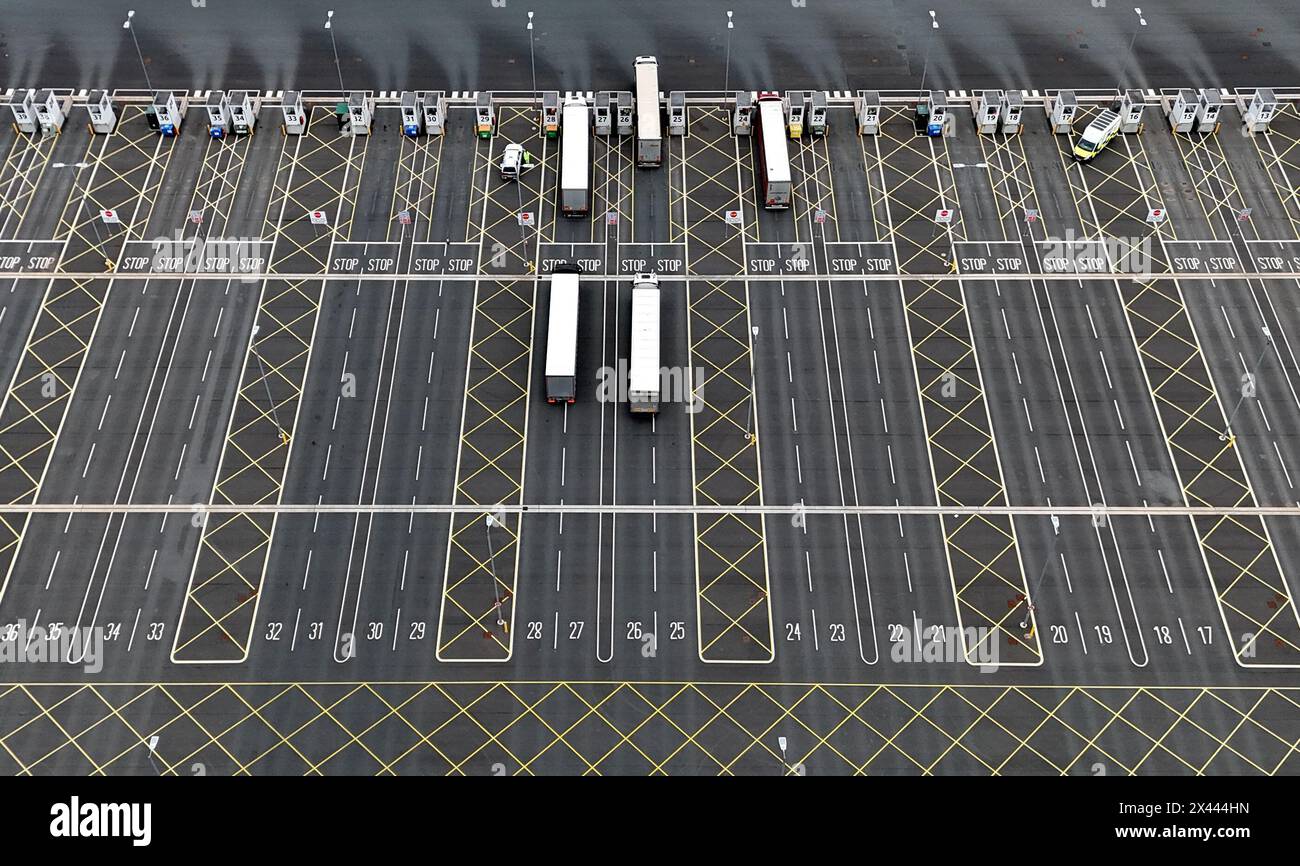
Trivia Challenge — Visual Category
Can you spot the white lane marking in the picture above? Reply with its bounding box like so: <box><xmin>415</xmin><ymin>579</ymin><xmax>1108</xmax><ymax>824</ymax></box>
<box><xmin>44</xmin><ymin>551</ymin><xmax>60</xmax><ymax>590</ymax></box>
<box><xmin>1220</xmin><ymin>305</ymin><xmax>1236</xmax><ymax>339</ymax></box>
<box><xmin>1275</xmin><ymin>441</ymin><xmax>1294</xmax><ymax>488</ymax></box>
<box><xmin>143</xmin><ymin>549</ymin><xmax>157</xmax><ymax>590</ymax></box>
<box><xmin>126</xmin><ymin>608</ymin><xmax>140</xmax><ymax>652</ymax></box>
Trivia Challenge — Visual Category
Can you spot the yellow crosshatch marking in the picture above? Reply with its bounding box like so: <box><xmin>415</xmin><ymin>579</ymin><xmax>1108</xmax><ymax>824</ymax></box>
<box><xmin>0</xmin><ymin>681</ymin><xmax>1295</xmax><ymax>775</ymax></box>
<box><xmin>0</xmin><ymin>130</ymin><xmax>56</xmax><ymax>235</ymax></box>
<box><xmin>187</xmin><ymin>135</ymin><xmax>252</xmax><ymax>232</ymax></box>
<box><xmin>791</xmin><ymin>133</ymin><xmax>836</xmax><ymax>235</ymax></box>
<box><xmin>465</xmin><ymin>105</ymin><xmax>549</xmax><ymax>272</ymax></box>
<box><xmin>437</xmin><ymin>104</ymin><xmax>549</xmax><ymax>662</ymax></box>
<box><xmin>865</xmin><ymin>106</ymin><xmax>1040</xmax><ymax>666</ymax></box>
<box><xmin>0</xmin><ymin>103</ymin><xmax>174</xmax><ymax>611</ymax></box>
<box><xmin>172</xmin><ymin>106</ymin><xmax>368</xmax><ymax>663</ymax></box>
<box><xmin>976</xmin><ymin>131</ymin><xmax>1037</xmax><ymax>228</ymax></box>
<box><xmin>591</xmin><ymin>127</ymin><xmax>632</xmax><ymax>238</ymax></box>
<box><xmin>1057</xmin><ymin>108</ymin><xmax>1300</xmax><ymax>667</ymax></box>
<box><xmin>1252</xmin><ymin>100</ymin><xmax>1300</xmax><ymax>236</ymax></box>
<box><xmin>55</xmin><ymin>107</ymin><xmax>171</xmax><ymax>272</ymax></box>
<box><xmin>676</xmin><ymin>105</ymin><xmax>772</xmax><ymax>663</ymax></box>
<box><xmin>393</xmin><ymin>129</ymin><xmax>443</xmax><ymax>241</ymax></box>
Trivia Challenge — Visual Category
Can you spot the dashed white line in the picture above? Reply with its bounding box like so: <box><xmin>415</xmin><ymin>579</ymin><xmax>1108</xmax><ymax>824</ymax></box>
<box><xmin>1157</xmin><ymin>548</ymin><xmax>1173</xmax><ymax>594</ymax></box>
<box><xmin>126</xmin><ymin>608</ymin><xmax>140</xmax><ymax>653</ymax></box>
<box><xmin>143</xmin><ymin>549</ymin><xmax>157</xmax><ymax>590</ymax></box>
<box><xmin>1220</xmin><ymin>305</ymin><xmax>1236</xmax><ymax>338</ymax></box>
<box><xmin>1274</xmin><ymin>441</ymin><xmax>1293</xmax><ymax>488</ymax></box>
<box><xmin>44</xmin><ymin>551</ymin><xmax>60</xmax><ymax>590</ymax></box>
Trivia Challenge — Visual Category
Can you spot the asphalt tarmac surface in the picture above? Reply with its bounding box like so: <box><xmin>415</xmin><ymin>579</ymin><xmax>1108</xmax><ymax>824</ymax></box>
<box><xmin>3</xmin><ymin>0</ymin><xmax>1298</xmax><ymax>94</ymax></box>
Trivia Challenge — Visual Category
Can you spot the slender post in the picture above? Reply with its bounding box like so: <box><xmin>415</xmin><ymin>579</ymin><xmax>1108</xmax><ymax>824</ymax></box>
<box><xmin>745</xmin><ymin>325</ymin><xmax>758</xmax><ymax>439</ymax></box>
<box><xmin>917</xmin><ymin>11</ymin><xmax>939</xmax><ymax>95</ymax></box>
<box><xmin>724</xmin><ymin>11</ymin><xmax>735</xmax><ymax>102</ymax></box>
<box><xmin>1020</xmin><ymin>515</ymin><xmax>1061</xmax><ymax>630</ymax></box>
<box><xmin>485</xmin><ymin>515</ymin><xmax>505</xmax><ymax>626</ymax></box>
<box><xmin>1126</xmin><ymin>8</ymin><xmax>1148</xmax><ymax>88</ymax></box>
<box><xmin>325</xmin><ymin>11</ymin><xmax>345</xmax><ymax>93</ymax></box>
<box><xmin>123</xmin><ymin>11</ymin><xmax>153</xmax><ymax>92</ymax></box>
<box><xmin>528</xmin><ymin>12</ymin><xmax>538</xmax><ymax>114</ymax></box>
